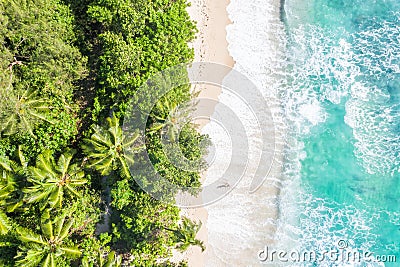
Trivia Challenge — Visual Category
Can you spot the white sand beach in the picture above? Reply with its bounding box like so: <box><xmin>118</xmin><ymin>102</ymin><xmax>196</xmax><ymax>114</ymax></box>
<box><xmin>173</xmin><ymin>0</ymin><xmax>286</xmax><ymax>266</ymax></box>
<box><xmin>172</xmin><ymin>0</ymin><xmax>234</xmax><ymax>266</ymax></box>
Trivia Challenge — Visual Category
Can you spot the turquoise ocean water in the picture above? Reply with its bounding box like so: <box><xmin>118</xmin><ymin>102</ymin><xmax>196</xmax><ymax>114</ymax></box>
<box><xmin>278</xmin><ymin>0</ymin><xmax>400</xmax><ymax>266</ymax></box>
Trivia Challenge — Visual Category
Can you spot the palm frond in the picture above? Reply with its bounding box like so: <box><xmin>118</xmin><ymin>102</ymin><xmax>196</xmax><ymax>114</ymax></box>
<box><xmin>15</xmin><ymin>249</ymin><xmax>47</xmax><ymax>267</ymax></box>
<box><xmin>59</xmin><ymin>246</ymin><xmax>81</xmax><ymax>257</ymax></box>
<box><xmin>24</xmin><ymin>150</ymin><xmax>86</xmax><ymax>209</ymax></box>
<box><xmin>0</xmin><ymin>88</ymin><xmax>54</xmax><ymax>136</ymax></box>
<box><xmin>41</xmin><ymin>253</ymin><xmax>54</xmax><ymax>267</ymax></box>
<box><xmin>40</xmin><ymin>209</ymin><xmax>53</xmax><ymax>240</ymax></box>
<box><xmin>57</xmin><ymin>217</ymin><xmax>74</xmax><ymax>242</ymax></box>
<box><xmin>0</xmin><ymin>210</ymin><xmax>11</xmax><ymax>235</ymax></box>
<box><xmin>16</xmin><ymin>227</ymin><xmax>47</xmax><ymax>245</ymax></box>
<box><xmin>0</xmin><ymin>156</ymin><xmax>12</xmax><ymax>172</ymax></box>
<box><xmin>82</xmin><ymin>115</ymin><xmax>143</xmax><ymax>177</ymax></box>
<box><xmin>56</xmin><ymin>151</ymin><xmax>74</xmax><ymax>176</ymax></box>
<box><xmin>37</xmin><ymin>151</ymin><xmax>57</xmax><ymax>177</ymax></box>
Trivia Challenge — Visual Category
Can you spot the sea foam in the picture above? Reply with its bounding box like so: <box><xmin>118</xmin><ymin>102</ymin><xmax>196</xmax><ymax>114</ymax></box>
<box><xmin>201</xmin><ymin>0</ymin><xmax>286</xmax><ymax>265</ymax></box>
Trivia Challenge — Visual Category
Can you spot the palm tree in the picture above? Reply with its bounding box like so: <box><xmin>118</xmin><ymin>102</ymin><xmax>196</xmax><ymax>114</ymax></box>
<box><xmin>15</xmin><ymin>209</ymin><xmax>81</xmax><ymax>266</ymax></box>
<box><xmin>82</xmin><ymin>115</ymin><xmax>143</xmax><ymax>178</ymax></box>
<box><xmin>0</xmin><ymin>156</ymin><xmax>14</xmax><ymax>235</ymax></box>
<box><xmin>0</xmin><ymin>88</ymin><xmax>53</xmax><ymax>136</ymax></box>
<box><xmin>23</xmin><ymin>150</ymin><xmax>86</xmax><ymax>210</ymax></box>
<box><xmin>148</xmin><ymin>97</ymin><xmax>193</xmax><ymax>142</ymax></box>
<box><xmin>166</xmin><ymin>217</ymin><xmax>205</xmax><ymax>252</ymax></box>
<box><xmin>0</xmin><ymin>152</ymin><xmax>26</xmax><ymax>234</ymax></box>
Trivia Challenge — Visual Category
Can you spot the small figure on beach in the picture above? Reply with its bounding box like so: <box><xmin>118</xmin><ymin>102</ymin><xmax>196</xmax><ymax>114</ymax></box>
<box><xmin>217</xmin><ymin>182</ymin><xmax>230</xmax><ymax>189</ymax></box>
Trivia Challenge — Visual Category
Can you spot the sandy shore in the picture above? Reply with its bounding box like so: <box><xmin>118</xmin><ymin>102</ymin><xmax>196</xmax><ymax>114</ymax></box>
<box><xmin>171</xmin><ymin>0</ymin><xmax>234</xmax><ymax>266</ymax></box>
<box><xmin>173</xmin><ymin>0</ymin><xmax>286</xmax><ymax>265</ymax></box>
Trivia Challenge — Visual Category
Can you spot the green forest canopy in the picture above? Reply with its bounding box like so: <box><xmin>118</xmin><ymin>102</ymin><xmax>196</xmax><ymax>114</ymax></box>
<box><xmin>0</xmin><ymin>0</ymin><xmax>207</xmax><ymax>266</ymax></box>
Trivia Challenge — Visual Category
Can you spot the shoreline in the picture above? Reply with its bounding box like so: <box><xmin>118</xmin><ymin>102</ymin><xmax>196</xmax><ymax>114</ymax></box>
<box><xmin>172</xmin><ymin>0</ymin><xmax>235</xmax><ymax>266</ymax></box>
<box><xmin>176</xmin><ymin>0</ymin><xmax>286</xmax><ymax>265</ymax></box>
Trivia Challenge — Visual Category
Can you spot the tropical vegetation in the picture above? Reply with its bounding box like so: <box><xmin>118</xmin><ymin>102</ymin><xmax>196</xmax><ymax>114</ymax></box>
<box><xmin>0</xmin><ymin>0</ymin><xmax>207</xmax><ymax>266</ymax></box>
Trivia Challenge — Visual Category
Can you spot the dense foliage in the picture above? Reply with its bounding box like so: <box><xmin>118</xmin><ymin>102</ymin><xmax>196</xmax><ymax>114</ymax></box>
<box><xmin>0</xmin><ymin>0</ymin><xmax>207</xmax><ymax>266</ymax></box>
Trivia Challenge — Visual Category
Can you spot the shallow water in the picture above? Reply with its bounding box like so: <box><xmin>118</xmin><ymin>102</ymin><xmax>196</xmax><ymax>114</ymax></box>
<box><xmin>277</xmin><ymin>0</ymin><xmax>400</xmax><ymax>266</ymax></box>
